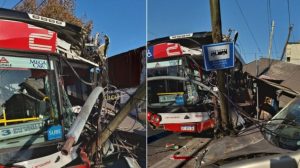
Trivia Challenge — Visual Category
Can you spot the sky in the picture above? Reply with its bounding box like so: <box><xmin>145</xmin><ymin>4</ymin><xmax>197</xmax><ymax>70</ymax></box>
<box><xmin>0</xmin><ymin>0</ymin><xmax>146</xmax><ymax>57</ymax></box>
<box><xmin>148</xmin><ymin>0</ymin><xmax>300</xmax><ymax>63</ymax></box>
<box><xmin>75</xmin><ymin>0</ymin><xmax>146</xmax><ymax>56</ymax></box>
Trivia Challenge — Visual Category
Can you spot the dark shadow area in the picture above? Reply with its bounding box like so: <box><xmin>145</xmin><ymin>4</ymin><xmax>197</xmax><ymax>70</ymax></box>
<box><xmin>148</xmin><ymin>131</ymin><xmax>173</xmax><ymax>144</ymax></box>
<box><xmin>270</xmin><ymin>155</ymin><xmax>298</xmax><ymax>168</ymax></box>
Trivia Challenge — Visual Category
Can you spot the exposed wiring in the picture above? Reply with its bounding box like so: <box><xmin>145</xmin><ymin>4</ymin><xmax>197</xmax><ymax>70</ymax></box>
<box><xmin>215</xmin><ymin>81</ymin><xmax>300</xmax><ymax>144</ymax></box>
<box><xmin>235</xmin><ymin>0</ymin><xmax>262</xmax><ymax>54</ymax></box>
<box><xmin>60</xmin><ymin>55</ymin><xmax>96</xmax><ymax>86</ymax></box>
<box><xmin>89</xmin><ymin>84</ymin><xmax>141</xmax><ymax>164</ymax></box>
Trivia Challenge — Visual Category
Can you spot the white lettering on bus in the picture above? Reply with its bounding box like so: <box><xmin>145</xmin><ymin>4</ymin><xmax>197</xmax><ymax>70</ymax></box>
<box><xmin>166</xmin><ymin>43</ymin><xmax>181</xmax><ymax>56</ymax></box>
<box><xmin>28</xmin><ymin>25</ymin><xmax>54</xmax><ymax>52</ymax></box>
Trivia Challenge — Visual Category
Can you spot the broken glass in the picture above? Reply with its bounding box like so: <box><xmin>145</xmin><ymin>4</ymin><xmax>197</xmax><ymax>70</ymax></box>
<box><xmin>0</xmin><ymin>56</ymin><xmax>59</xmax><ymax>149</ymax></box>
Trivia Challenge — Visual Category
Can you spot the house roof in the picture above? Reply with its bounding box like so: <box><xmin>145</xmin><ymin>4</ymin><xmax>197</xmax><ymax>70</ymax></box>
<box><xmin>244</xmin><ymin>58</ymin><xmax>300</xmax><ymax>93</ymax></box>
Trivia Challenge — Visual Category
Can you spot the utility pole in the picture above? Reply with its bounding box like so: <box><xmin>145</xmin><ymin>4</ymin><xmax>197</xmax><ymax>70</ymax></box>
<box><xmin>268</xmin><ymin>20</ymin><xmax>275</xmax><ymax>66</ymax></box>
<box><xmin>255</xmin><ymin>54</ymin><xmax>259</xmax><ymax>119</ymax></box>
<box><xmin>209</xmin><ymin>0</ymin><xmax>230</xmax><ymax>133</ymax></box>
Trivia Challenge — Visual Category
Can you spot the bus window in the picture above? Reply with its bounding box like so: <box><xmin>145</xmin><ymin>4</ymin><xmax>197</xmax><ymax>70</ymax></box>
<box><xmin>0</xmin><ymin>56</ymin><xmax>59</xmax><ymax>148</ymax></box>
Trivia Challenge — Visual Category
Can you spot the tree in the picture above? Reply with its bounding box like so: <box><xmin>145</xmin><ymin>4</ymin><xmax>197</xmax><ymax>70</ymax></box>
<box><xmin>14</xmin><ymin>0</ymin><xmax>37</xmax><ymax>13</ymax></box>
<box><xmin>15</xmin><ymin>0</ymin><xmax>101</xmax><ymax>62</ymax></box>
<box><xmin>15</xmin><ymin>0</ymin><xmax>93</xmax><ymax>33</ymax></box>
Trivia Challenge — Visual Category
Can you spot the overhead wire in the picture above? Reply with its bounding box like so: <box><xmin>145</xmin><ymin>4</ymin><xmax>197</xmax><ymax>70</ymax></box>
<box><xmin>234</xmin><ymin>0</ymin><xmax>263</xmax><ymax>54</ymax></box>
<box><xmin>37</xmin><ymin>0</ymin><xmax>47</xmax><ymax>9</ymax></box>
<box><xmin>93</xmin><ymin>84</ymin><xmax>142</xmax><ymax>163</ymax></box>
<box><xmin>278</xmin><ymin>0</ymin><xmax>294</xmax><ymax>61</ymax></box>
<box><xmin>12</xmin><ymin>0</ymin><xmax>46</xmax><ymax>13</ymax></box>
<box><xmin>12</xmin><ymin>0</ymin><xmax>23</xmax><ymax>9</ymax></box>
<box><xmin>286</xmin><ymin>0</ymin><xmax>295</xmax><ymax>42</ymax></box>
<box><xmin>60</xmin><ymin>55</ymin><xmax>96</xmax><ymax>86</ymax></box>
<box><xmin>287</xmin><ymin>0</ymin><xmax>291</xmax><ymax>26</ymax></box>
<box><xmin>212</xmin><ymin>75</ymin><xmax>300</xmax><ymax>144</ymax></box>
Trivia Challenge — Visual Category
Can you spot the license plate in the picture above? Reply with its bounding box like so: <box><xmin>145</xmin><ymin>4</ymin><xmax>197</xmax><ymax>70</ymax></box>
<box><xmin>181</xmin><ymin>125</ymin><xmax>195</xmax><ymax>131</ymax></box>
<box><xmin>158</xmin><ymin>95</ymin><xmax>176</xmax><ymax>103</ymax></box>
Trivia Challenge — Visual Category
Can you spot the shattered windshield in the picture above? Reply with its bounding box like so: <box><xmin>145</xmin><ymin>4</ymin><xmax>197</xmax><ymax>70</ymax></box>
<box><xmin>0</xmin><ymin>56</ymin><xmax>59</xmax><ymax>148</ymax></box>
<box><xmin>147</xmin><ymin>58</ymin><xmax>201</xmax><ymax>108</ymax></box>
<box><xmin>147</xmin><ymin>59</ymin><xmax>185</xmax><ymax>107</ymax></box>
<box><xmin>263</xmin><ymin>97</ymin><xmax>300</xmax><ymax>150</ymax></box>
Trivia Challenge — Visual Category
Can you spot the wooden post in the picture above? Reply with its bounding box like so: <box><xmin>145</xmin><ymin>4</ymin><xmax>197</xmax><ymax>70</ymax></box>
<box><xmin>209</xmin><ymin>0</ymin><xmax>230</xmax><ymax>132</ymax></box>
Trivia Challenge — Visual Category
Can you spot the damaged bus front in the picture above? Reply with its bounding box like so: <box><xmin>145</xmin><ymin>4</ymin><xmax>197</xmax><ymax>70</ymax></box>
<box><xmin>0</xmin><ymin>8</ymin><xmax>95</xmax><ymax>167</ymax></box>
<box><xmin>147</xmin><ymin>32</ymin><xmax>244</xmax><ymax>133</ymax></box>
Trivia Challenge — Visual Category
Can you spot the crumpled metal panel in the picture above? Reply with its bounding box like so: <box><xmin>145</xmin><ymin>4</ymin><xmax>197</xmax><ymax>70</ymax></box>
<box><xmin>202</xmin><ymin>126</ymin><xmax>291</xmax><ymax>166</ymax></box>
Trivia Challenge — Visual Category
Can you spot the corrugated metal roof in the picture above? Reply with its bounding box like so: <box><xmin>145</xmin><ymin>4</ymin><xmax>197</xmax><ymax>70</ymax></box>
<box><xmin>243</xmin><ymin>58</ymin><xmax>278</xmax><ymax>77</ymax></box>
<box><xmin>244</xmin><ymin>58</ymin><xmax>300</xmax><ymax>93</ymax></box>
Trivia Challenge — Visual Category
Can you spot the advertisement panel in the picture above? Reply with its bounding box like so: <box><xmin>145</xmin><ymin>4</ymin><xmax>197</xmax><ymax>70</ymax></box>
<box><xmin>0</xmin><ymin>56</ymin><xmax>51</xmax><ymax>70</ymax></box>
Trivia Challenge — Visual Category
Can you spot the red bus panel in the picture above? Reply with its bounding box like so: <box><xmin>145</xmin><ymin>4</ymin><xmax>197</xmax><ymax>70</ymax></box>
<box><xmin>0</xmin><ymin>19</ymin><xmax>57</xmax><ymax>53</ymax></box>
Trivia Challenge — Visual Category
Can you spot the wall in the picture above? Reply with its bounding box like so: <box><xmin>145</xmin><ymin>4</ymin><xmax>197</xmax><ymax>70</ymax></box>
<box><xmin>286</xmin><ymin>43</ymin><xmax>300</xmax><ymax>64</ymax></box>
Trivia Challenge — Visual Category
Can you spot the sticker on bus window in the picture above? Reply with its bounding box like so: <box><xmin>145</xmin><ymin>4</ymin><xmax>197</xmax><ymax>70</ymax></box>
<box><xmin>47</xmin><ymin>125</ymin><xmax>62</xmax><ymax>140</ymax></box>
<box><xmin>0</xmin><ymin>57</ymin><xmax>11</xmax><ymax>68</ymax></box>
<box><xmin>0</xmin><ymin>120</ymin><xmax>44</xmax><ymax>141</ymax></box>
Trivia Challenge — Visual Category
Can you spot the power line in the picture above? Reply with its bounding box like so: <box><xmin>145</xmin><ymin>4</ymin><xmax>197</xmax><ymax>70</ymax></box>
<box><xmin>280</xmin><ymin>25</ymin><xmax>293</xmax><ymax>61</ymax></box>
<box><xmin>36</xmin><ymin>0</ymin><xmax>47</xmax><ymax>11</ymax></box>
<box><xmin>287</xmin><ymin>0</ymin><xmax>291</xmax><ymax>26</ymax></box>
<box><xmin>234</xmin><ymin>0</ymin><xmax>262</xmax><ymax>54</ymax></box>
<box><xmin>12</xmin><ymin>0</ymin><xmax>23</xmax><ymax>9</ymax></box>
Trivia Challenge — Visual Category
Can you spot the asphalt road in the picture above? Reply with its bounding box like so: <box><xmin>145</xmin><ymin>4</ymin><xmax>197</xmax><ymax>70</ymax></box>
<box><xmin>147</xmin><ymin>126</ymin><xmax>212</xmax><ymax>167</ymax></box>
